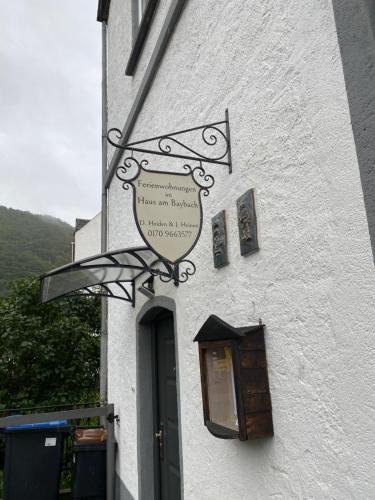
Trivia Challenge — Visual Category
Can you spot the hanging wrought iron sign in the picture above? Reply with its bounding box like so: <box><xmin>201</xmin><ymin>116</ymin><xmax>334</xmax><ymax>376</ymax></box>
<box><xmin>107</xmin><ymin>111</ymin><xmax>232</xmax><ymax>284</ymax></box>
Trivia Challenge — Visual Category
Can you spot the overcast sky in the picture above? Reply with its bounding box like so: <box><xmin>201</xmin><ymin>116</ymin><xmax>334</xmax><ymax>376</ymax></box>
<box><xmin>1</xmin><ymin>0</ymin><xmax>102</xmax><ymax>226</ymax></box>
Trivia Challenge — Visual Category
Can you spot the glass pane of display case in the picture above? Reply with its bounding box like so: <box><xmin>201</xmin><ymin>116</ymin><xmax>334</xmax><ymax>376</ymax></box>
<box><xmin>205</xmin><ymin>345</ymin><xmax>238</xmax><ymax>431</ymax></box>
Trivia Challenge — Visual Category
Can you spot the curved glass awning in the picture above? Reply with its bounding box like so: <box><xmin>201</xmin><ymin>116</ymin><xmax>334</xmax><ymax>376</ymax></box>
<box><xmin>40</xmin><ymin>246</ymin><xmax>172</xmax><ymax>306</ymax></box>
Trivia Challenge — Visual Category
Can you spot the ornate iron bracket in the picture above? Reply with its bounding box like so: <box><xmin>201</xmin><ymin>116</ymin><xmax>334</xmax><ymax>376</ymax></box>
<box><xmin>150</xmin><ymin>260</ymin><xmax>196</xmax><ymax>286</ymax></box>
<box><xmin>107</xmin><ymin>109</ymin><xmax>232</xmax><ymax>174</ymax></box>
<box><xmin>115</xmin><ymin>158</ymin><xmax>215</xmax><ymax>198</ymax></box>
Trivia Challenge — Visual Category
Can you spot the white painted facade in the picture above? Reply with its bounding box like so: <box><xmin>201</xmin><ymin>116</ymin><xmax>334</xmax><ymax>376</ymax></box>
<box><xmin>103</xmin><ymin>1</ymin><xmax>375</xmax><ymax>499</ymax></box>
<box><xmin>74</xmin><ymin>212</ymin><xmax>102</xmax><ymax>261</ymax></box>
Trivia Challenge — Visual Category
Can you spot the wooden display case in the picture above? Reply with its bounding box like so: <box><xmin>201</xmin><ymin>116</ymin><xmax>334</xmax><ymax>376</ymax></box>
<box><xmin>194</xmin><ymin>315</ymin><xmax>273</xmax><ymax>441</ymax></box>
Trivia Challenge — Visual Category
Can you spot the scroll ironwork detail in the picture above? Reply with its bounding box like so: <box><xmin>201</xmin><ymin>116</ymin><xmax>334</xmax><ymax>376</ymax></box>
<box><xmin>107</xmin><ymin>109</ymin><xmax>232</xmax><ymax>173</ymax></box>
<box><xmin>153</xmin><ymin>260</ymin><xmax>196</xmax><ymax>284</ymax></box>
<box><xmin>183</xmin><ymin>163</ymin><xmax>214</xmax><ymax>197</ymax></box>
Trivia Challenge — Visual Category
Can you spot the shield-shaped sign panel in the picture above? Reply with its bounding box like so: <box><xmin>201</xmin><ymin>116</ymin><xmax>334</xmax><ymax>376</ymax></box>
<box><xmin>133</xmin><ymin>168</ymin><xmax>202</xmax><ymax>264</ymax></box>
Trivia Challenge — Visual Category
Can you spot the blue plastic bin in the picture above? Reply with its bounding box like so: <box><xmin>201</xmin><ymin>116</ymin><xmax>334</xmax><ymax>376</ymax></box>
<box><xmin>3</xmin><ymin>419</ymin><xmax>71</xmax><ymax>500</ymax></box>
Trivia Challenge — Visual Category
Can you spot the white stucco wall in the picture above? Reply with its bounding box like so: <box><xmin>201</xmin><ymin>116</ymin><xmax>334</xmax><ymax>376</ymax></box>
<box><xmin>74</xmin><ymin>212</ymin><xmax>101</xmax><ymax>260</ymax></box>
<box><xmin>106</xmin><ymin>1</ymin><xmax>375</xmax><ymax>499</ymax></box>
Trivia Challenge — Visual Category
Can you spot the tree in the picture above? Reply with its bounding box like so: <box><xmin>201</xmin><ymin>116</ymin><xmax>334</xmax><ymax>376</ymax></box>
<box><xmin>0</xmin><ymin>277</ymin><xmax>101</xmax><ymax>410</ymax></box>
<box><xmin>0</xmin><ymin>206</ymin><xmax>73</xmax><ymax>296</ymax></box>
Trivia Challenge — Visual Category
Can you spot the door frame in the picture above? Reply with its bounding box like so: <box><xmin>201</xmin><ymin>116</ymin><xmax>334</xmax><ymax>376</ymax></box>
<box><xmin>136</xmin><ymin>296</ymin><xmax>184</xmax><ymax>500</ymax></box>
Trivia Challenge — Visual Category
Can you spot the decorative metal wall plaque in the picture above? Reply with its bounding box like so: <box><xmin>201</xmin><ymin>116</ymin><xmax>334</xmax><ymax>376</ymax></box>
<box><xmin>212</xmin><ymin>210</ymin><xmax>229</xmax><ymax>268</ymax></box>
<box><xmin>237</xmin><ymin>189</ymin><xmax>259</xmax><ymax>256</ymax></box>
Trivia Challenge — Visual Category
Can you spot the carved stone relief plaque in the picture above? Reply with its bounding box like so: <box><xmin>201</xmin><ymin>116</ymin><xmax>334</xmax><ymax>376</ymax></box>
<box><xmin>237</xmin><ymin>189</ymin><xmax>259</xmax><ymax>256</ymax></box>
<box><xmin>212</xmin><ymin>210</ymin><xmax>229</xmax><ymax>268</ymax></box>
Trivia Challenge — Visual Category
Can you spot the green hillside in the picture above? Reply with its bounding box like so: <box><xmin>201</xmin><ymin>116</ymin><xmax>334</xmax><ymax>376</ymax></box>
<box><xmin>0</xmin><ymin>206</ymin><xmax>73</xmax><ymax>295</ymax></box>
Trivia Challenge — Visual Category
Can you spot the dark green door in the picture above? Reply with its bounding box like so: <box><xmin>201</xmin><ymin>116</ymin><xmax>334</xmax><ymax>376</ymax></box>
<box><xmin>154</xmin><ymin>313</ymin><xmax>181</xmax><ymax>500</ymax></box>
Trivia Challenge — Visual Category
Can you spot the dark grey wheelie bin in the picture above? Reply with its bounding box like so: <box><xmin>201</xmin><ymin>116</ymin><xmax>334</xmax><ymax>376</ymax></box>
<box><xmin>72</xmin><ymin>442</ymin><xmax>106</xmax><ymax>499</ymax></box>
<box><xmin>72</xmin><ymin>427</ymin><xmax>106</xmax><ymax>500</ymax></box>
<box><xmin>3</xmin><ymin>420</ymin><xmax>70</xmax><ymax>500</ymax></box>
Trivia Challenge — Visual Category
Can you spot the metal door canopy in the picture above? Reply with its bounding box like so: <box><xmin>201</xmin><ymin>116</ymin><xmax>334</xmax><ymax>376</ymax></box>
<box><xmin>39</xmin><ymin>246</ymin><xmax>171</xmax><ymax>306</ymax></box>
